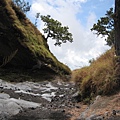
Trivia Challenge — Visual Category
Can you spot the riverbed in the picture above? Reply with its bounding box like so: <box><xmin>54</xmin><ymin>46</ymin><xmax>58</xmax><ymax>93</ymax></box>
<box><xmin>0</xmin><ymin>78</ymin><xmax>81</xmax><ymax>120</ymax></box>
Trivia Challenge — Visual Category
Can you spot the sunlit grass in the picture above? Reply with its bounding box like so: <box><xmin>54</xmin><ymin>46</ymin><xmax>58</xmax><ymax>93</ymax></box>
<box><xmin>71</xmin><ymin>48</ymin><xmax>117</xmax><ymax>99</ymax></box>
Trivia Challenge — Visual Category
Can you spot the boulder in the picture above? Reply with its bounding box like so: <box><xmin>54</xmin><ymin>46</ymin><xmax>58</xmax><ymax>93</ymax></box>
<box><xmin>0</xmin><ymin>94</ymin><xmax>41</xmax><ymax>117</ymax></box>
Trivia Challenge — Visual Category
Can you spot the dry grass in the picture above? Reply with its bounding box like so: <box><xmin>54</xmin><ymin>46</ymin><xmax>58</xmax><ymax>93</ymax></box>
<box><xmin>71</xmin><ymin>48</ymin><xmax>118</xmax><ymax>99</ymax></box>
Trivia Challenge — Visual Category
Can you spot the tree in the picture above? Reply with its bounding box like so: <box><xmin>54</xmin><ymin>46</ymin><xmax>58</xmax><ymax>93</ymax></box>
<box><xmin>113</xmin><ymin>0</ymin><xmax>120</xmax><ymax>91</ymax></box>
<box><xmin>35</xmin><ymin>13</ymin><xmax>40</xmax><ymax>27</ymax></box>
<box><xmin>12</xmin><ymin>0</ymin><xmax>31</xmax><ymax>14</ymax></box>
<box><xmin>38</xmin><ymin>14</ymin><xmax>73</xmax><ymax>46</ymax></box>
<box><xmin>91</xmin><ymin>8</ymin><xmax>114</xmax><ymax>46</ymax></box>
<box><xmin>13</xmin><ymin>0</ymin><xmax>73</xmax><ymax>46</ymax></box>
<box><xmin>114</xmin><ymin>0</ymin><xmax>120</xmax><ymax>56</ymax></box>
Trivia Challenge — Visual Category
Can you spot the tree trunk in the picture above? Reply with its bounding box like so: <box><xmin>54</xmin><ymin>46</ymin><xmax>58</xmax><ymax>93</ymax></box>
<box><xmin>114</xmin><ymin>0</ymin><xmax>120</xmax><ymax>90</ymax></box>
<box><xmin>115</xmin><ymin>0</ymin><xmax>120</xmax><ymax>56</ymax></box>
<box><xmin>46</xmin><ymin>30</ymin><xmax>50</xmax><ymax>41</ymax></box>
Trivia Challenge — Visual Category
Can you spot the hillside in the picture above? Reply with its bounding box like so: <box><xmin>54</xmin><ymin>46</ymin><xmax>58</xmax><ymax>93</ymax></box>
<box><xmin>0</xmin><ymin>0</ymin><xmax>71</xmax><ymax>81</ymax></box>
<box><xmin>71</xmin><ymin>48</ymin><xmax>120</xmax><ymax>101</ymax></box>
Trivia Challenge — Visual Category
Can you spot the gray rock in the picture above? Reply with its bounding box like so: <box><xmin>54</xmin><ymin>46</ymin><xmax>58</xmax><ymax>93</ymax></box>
<box><xmin>0</xmin><ymin>99</ymin><xmax>22</xmax><ymax>116</ymax></box>
<box><xmin>0</xmin><ymin>112</ymin><xmax>10</xmax><ymax>120</ymax></box>
<box><xmin>95</xmin><ymin>115</ymin><xmax>104</xmax><ymax>120</ymax></box>
<box><xmin>0</xmin><ymin>93</ymin><xmax>10</xmax><ymax>99</ymax></box>
<box><xmin>72</xmin><ymin>91</ymin><xmax>81</xmax><ymax>102</ymax></box>
<box><xmin>0</xmin><ymin>98</ymin><xmax>41</xmax><ymax>117</ymax></box>
<box><xmin>86</xmin><ymin>115</ymin><xmax>96</xmax><ymax>120</ymax></box>
<box><xmin>9</xmin><ymin>98</ymin><xmax>41</xmax><ymax>109</ymax></box>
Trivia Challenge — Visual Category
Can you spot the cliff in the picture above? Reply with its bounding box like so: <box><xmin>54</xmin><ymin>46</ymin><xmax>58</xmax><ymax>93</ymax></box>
<box><xmin>0</xmin><ymin>0</ymin><xmax>71</xmax><ymax>80</ymax></box>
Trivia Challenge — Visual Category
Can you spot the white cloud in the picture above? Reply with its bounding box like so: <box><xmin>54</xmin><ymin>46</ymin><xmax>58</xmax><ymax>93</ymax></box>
<box><xmin>28</xmin><ymin>0</ymin><xmax>110</xmax><ymax>70</ymax></box>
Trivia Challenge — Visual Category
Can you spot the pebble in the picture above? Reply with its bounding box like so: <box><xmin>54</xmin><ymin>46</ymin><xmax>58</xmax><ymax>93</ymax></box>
<box><xmin>62</xmin><ymin>109</ymin><xmax>65</xmax><ymax>112</ymax></box>
<box><xmin>76</xmin><ymin>105</ymin><xmax>80</xmax><ymax>109</ymax></box>
<box><xmin>112</xmin><ymin>110</ymin><xmax>116</xmax><ymax>115</ymax></box>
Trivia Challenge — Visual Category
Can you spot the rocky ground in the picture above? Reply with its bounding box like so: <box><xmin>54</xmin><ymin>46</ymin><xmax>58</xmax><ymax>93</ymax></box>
<box><xmin>0</xmin><ymin>77</ymin><xmax>81</xmax><ymax>120</ymax></box>
<box><xmin>0</xmin><ymin>78</ymin><xmax>120</xmax><ymax>120</ymax></box>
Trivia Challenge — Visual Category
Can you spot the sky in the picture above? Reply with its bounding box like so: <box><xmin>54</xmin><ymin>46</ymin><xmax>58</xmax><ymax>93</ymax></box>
<box><xmin>27</xmin><ymin>0</ymin><xmax>114</xmax><ymax>70</ymax></box>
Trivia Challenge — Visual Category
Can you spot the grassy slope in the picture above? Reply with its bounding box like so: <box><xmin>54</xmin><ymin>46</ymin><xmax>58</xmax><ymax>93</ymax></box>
<box><xmin>0</xmin><ymin>0</ymin><xmax>71</xmax><ymax>75</ymax></box>
<box><xmin>71</xmin><ymin>48</ymin><xmax>120</xmax><ymax>100</ymax></box>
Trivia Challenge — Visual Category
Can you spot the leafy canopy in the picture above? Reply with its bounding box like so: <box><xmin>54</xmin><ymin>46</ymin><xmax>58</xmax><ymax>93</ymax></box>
<box><xmin>40</xmin><ymin>15</ymin><xmax>73</xmax><ymax>46</ymax></box>
<box><xmin>91</xmin><ymin>8</ymin><xmax>114</xmax><ymax>46</ymax></box>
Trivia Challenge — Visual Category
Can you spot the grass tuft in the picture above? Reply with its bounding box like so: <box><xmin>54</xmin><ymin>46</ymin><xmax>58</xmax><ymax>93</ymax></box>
<box><xmin>71</xmin><ymin>48</ymin><xmax>118</xmax><ymax>100</ymax></box>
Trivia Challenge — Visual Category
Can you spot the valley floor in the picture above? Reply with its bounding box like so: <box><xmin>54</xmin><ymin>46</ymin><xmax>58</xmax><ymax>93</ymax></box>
<box><xmin>0</xmin><ymin>78</ymin><xmax>120</xmax><ymax>120</ymax></box>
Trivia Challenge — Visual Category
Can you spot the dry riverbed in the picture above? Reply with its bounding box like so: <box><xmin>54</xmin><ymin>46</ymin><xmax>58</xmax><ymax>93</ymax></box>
<box><xmin>0</xmin><ymin>78</ymin><xmax>82</xmax><ymax>120</ymax></box>
<box><xmin>0</xmin><ymin>78</ymin><xmax>120</xmax><ymax>120</ymax></box>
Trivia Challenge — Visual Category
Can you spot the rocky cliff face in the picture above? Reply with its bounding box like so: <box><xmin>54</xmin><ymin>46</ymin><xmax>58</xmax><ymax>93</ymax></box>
<box><xmin>0</xmin><ymin>0</ymin><xmax>71</xmax><ymax>77</ymax></box>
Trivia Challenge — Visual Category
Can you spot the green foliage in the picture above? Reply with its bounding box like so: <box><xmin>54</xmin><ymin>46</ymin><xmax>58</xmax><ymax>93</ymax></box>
<box><xmin>91</xmin><ymin>8</ymin><xmax>114</xmax><ymax>46</ymax></box>
<box><xmin>12</xmin><ymin>0</ymin><xmax>31</xmax><ymax>14</ymax></box>
<box><xmin>40</xmin><ymin>14</ymin><xmax>73</xmax><ymax>46</ymax></box>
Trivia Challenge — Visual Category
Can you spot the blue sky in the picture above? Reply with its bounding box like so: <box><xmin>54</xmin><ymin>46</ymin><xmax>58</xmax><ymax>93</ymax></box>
<box><xmin>27</xmin><ymin>0</ymin><xmax>114</xmax><ymax>70</ymax></box>
<box><xmin>79</xmin><ymin>0</ymin><xmax>114</xmax><ymax>26</ymax></box>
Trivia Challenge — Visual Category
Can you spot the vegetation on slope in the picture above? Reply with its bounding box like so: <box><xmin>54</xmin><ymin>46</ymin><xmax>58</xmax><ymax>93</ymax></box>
<box><xmin>0</xmin><ymin>0</ymin><xmax>71</xmax><ymax>79</ymax></box>
<box><xmin>71</xmin><ymin>48</ymin><xmax>120</xmax><ymax>101</ymax></box>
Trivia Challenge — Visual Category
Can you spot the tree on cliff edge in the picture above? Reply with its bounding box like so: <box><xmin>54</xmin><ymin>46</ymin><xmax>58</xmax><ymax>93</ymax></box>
<box><xmin>40</xmin><ymin>15</ymin><xmax>73</xmax><ymax>46</ymax></box>
<box><xmin>12</xmin><ymin>0</ymin><xmax>73</xmax><ymax>46</ymax></box>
